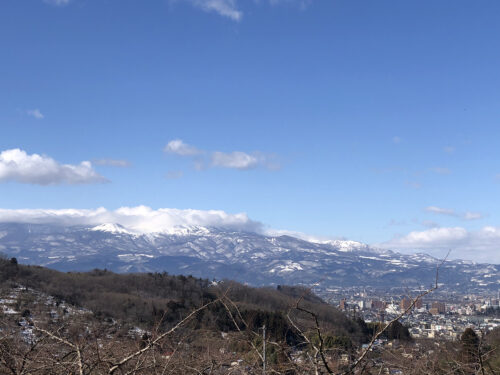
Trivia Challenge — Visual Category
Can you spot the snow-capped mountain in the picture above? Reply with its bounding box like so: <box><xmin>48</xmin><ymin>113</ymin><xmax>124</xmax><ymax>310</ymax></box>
<box><xmin>0</xmin><ymin>222</ymin><xmax>498</xmax><ymax>292</ymax></box>
<box><xmin>90</xmin><ymin>223</ymin><xmax>136</xmax><ymax>235</ymax></box>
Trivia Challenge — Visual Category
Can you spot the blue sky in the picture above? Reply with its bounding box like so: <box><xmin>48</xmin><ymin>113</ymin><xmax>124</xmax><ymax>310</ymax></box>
<box><xmin>1</xmin><ymin>0</ymin><xmax>500</xmax><ymax>262</ymax></box>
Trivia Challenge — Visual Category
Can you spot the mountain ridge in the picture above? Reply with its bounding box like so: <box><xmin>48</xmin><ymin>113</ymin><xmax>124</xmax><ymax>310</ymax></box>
<box><xmin>0</xmin><ymin>222</ymin><xmax>498</xmax><ymax>292</ymax></box>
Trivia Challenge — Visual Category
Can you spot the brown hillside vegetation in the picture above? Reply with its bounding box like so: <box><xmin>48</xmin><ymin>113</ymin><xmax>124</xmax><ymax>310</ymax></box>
<box><xmin>1</xmin><ymin>256</ymin><xmax>499</xmax><ymax>374</ymax></box>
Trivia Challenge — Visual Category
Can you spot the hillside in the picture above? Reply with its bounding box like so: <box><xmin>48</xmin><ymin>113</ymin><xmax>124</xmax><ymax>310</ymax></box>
<box><xmin>2</xmin><ymin>257</ymin><xmax>500</xmax><ymax>374</ymax></box>
<box><xmin>0</xmin><ymin>255</ymin><xmax>368</xmax><ymax>340</ymax></box>
<box><xmin>0</xmin><ymin>256</ymin><xmax>376</xmax><ymax>374</ymax></box>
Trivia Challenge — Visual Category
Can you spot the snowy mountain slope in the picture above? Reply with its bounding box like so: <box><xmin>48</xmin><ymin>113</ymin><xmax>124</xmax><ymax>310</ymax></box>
<box><xmin>0</xmin><ymin>222</ymin><xmax>498</xmax><ymax>291</ymax></box>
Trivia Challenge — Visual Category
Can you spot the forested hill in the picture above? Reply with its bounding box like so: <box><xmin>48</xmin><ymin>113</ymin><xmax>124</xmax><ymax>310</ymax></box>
<box><xmin>0</xmin><ymin>256</ymin><xmax>370</xmax><ymax>345</ymax></box>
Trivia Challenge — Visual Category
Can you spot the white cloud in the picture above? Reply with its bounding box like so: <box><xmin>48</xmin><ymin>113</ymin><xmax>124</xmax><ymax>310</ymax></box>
<box><xmin>27</xmin><ymin>109</ymin><xmax>44</xmax><ymax>119</ymax></box>
<box><xmin>0</xmin><ymin>149</ymin><xmax>107</xmax><ymax>185</ymax></box>
<box><xmin>268</xmin><ymin>0</ymin><xmax>311</xmax><ymax>8</ymax></box>
<box><xmin>93</xmin><ymin>159</ymin><xmax>131</xmax><ymax>168</ymax></box>
<box><xmin>175</xmin><ymin>0</ymin><xmax>310</xmax><ymax>21</ymax></box>
<box><xmin>182</xmin><ymin>0</ymin><xmax>242</xmax><ymax>21</ymax></box>
<box><xmin>164</xmin><ymin>139</ymin><xmax>280</xmax><ymax>171</ymax></box>
<box><xmin>211</xmin><ymin>151</ymin><xmax>280</xmax><ymax>170</ymax></box>
<box><xmin>164</xmin><ymin>139</ymin><xmax>201</xmax><ymax>156</ymax></box>
<box><xmin>44</xmin><ymin>0</ymin><xmax>309</xmax><ymax>17</ymax></box>
<box><xmin>211</xmin><ymin>150</ymin><xmax>279</xmax><ymax>170</ymax></box>
<box><xmin>211</xmin><ymin>151</ymin><xmax>259</xmax><ymax>170</ymax></box>
<box><xmin>43</xmin><ymin>0</ymin><xmax>71</xmax><ymax>5</ymax></box>
<box><xmin>425</xmin><ymin>206</ymin><xmax>456</xmax><ymax>216</ymax></box>
<box><xmin>463</xmin><ymin>212</ymin><xmax>483</xmax><ymax>220</ymax></box>
<box><xmin>380</xmin><ymin>226</ymin><xmax>500</xmax><ymax>263</ymax></box>
<box><xmin>425</xmin><ymin>206</ymin><xmax>483</xmax><ymax>221</ymax></box>
<box><xmin>0</xmin><ymin>206</ymin><xmax>263</xmax><ymax>234</ymax></box>
<box><xmin>394</xmin><ymin>227</ymin><xmax>468</xmax><ymax>245</ymax></box>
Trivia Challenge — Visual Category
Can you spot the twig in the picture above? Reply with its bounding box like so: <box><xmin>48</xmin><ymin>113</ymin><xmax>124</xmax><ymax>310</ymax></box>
<box><xmin>32</xmin><ymin>325</ymin><xmax>84</xmax><ymax>375</ymax></box>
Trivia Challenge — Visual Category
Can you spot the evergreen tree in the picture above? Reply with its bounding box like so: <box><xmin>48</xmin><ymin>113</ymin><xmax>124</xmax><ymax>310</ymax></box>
<box><xmin>460</xmin><ymin>328</ymin><xmax>480</xmax><ymax>365</ymax></box>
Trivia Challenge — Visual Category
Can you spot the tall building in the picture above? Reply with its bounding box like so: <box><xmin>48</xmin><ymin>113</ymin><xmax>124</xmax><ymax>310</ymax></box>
<box><xmin>400</xmin><ymin>297</ymin><xmax>423</xmax><ymax>311</ymax></box>
<box><xmin>371</xmin><ymin>300</ymin><xmax>386</xmax><ymax>310</ymax></box>
<box><xmin>400</xmin><ymin>298</ymin><xmax>412</xmax><ymax>311</ymax></box>
<box><xmin>340</xmin><ymin>299</ymin><xmax>347</xmax><ymax>310</ymax></box>
<box><xmin>416</xmin><ymin>298</ymin><xmax>423</xmax><ymax>309</ymax></box>
<box><xmin>429</xmin><ymin>302</ymin><xmax>446</xmax><ymax>315</ymax></box>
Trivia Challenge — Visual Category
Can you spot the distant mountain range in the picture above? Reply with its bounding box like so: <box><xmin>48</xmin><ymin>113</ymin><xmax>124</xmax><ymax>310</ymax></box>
<box><xmin>0</xmin><ymin>222</ymin><xmax>498</xmax><ymax>292</ymax></box>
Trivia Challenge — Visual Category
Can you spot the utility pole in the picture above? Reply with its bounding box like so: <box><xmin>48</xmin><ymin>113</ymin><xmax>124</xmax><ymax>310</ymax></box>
<box><xmin>262</xmin><ymin>325</ymin><xmax>266</xmax><ymax>375</ymax></box>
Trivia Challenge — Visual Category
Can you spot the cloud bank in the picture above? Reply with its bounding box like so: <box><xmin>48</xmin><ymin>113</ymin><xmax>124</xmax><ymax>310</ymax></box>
<box><xmin>1</xmin><ymin>205</ymin><xmax>499</xmax><ymax>262</ymax></box>
<box><xmin>164</xmin><ymin>139</ymin><xmax>279</xmax><ymax>171</ymax></box>
<box><xmin>0</xmin><ymin>149</ymin><xmax>107</xmax><ymax>185</ymax></box>
<box><xmin>0</xmin><ymin>206</ymin><xmax>263</xmax><ymax>234</ymax></box>
<box><xmin>380</xmin><ymin>226</ymin><xmax>500</xmax><ymax>263</ymax></box>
